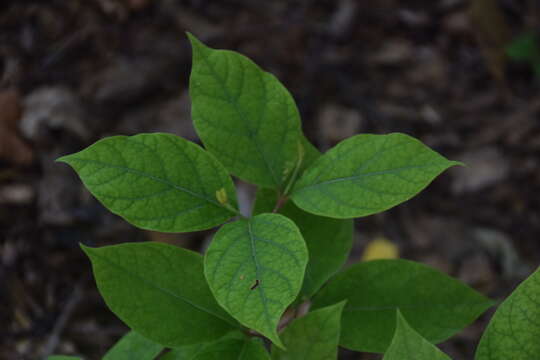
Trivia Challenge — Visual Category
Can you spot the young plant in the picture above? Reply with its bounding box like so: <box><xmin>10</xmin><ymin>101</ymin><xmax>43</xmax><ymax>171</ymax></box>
<box><xmin>51</xmin><ymin>34</ymin><xmax>540</xmax><ymax>360</ymax></box>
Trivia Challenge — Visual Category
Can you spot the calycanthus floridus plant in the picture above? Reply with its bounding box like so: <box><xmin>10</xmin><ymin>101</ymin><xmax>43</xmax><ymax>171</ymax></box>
<box><xmin>51</xmin><ymin>33</ymin><xmax>540</xmax><ymax>360</ymax></box>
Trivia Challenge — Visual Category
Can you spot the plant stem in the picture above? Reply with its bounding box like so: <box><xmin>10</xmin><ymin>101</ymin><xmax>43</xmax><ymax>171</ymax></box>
<box><xmin>272</xmin><ymin>195</ymin><xmax>288</xmax><ymax>213</ymax></box>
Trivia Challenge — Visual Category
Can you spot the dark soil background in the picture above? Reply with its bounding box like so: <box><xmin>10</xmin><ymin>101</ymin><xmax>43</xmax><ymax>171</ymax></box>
<box><xmin>1</xmin><ymin>0</ymin><xmax>539</xmax><ymax>359</ymax></box>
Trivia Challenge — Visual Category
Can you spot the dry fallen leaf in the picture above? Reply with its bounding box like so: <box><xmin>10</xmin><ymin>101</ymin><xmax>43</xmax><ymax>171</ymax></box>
<box><xmin>468</xmin><ymin>0</ymin><xmax>511</xmax><ymax>84</ymax></box>
<box><xmin>362</xmin><ymin>236</ymin><xmax>399</xmax><ymax>261</ymax></box>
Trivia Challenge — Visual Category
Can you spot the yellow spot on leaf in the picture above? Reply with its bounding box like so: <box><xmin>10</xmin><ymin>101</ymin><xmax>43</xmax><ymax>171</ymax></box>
<box><xmin>362</xmin><ymin>236</ymin><xmax>399</xmax><ymax>261</ymax></box>
<box><xmin>215</xmin><ymin>188</ymin><xmax>228</xmax><ymax>205</ymax></box>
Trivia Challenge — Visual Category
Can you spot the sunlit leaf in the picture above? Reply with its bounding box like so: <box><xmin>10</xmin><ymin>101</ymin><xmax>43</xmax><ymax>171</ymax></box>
<box><xmin>58</xmin><ymin>133</ymin><xmax>238</xmax><ymax>232</ymax></box>
<box><xmin>292</xmin><ymin>133</ymin><xmax>461</xmax><ymax>218</ymax></box>
<box><xmin>188</xmin><ymin>33</ymin><xmax>302</xmax><ymax>189</ymax></box>
<box><xmin>205</xmin><ymin>213</ymin><xmax>308</xmax><ymax>348</ymax></box>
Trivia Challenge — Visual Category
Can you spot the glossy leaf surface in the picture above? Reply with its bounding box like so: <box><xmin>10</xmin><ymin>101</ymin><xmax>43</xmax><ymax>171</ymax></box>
<box><xmin>475</xmin><ymin>266</ymin><xmax>540</xmax><ymax>360</ymax></box>
<box><xmin>292</xmin><ymin>133</ymin><xmax>461</xmax><ymax>218</ymax></box>
<box><xmin>83</xmin><ymin>242</ymin><xmax>238</xmax><ymax>347</ymax></box>
<box><xmin>205</xmin><ymin>213</ymin><xmax>308</xmax><ymax>348</ymax></box>
<box><xmin>383</xmin><ymin>310</ymin><xmax>451</xmax><ymax>360</ymax></box>
<box><xmin>312</xmin><ymin>259</ymin><xmax>493</xmax><ymax>353</ymax></box>
<box><xmin>189</xmin><ymin>33</ymin><xmax>302</xmax><ymax>189</ymax></box>
<box><xmin>58</xmin><ymin>133</ymin><xmax>237</xmax><ymax>232</ymax></box>
<box><xmin>271</xmin><ymin>301</ymin><xmax>346</xmax><ymax>360</ymax></box>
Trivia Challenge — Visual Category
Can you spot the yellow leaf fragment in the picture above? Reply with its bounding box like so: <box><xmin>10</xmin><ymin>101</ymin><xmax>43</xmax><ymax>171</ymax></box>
<box><xmin>216</xmin><ymin>187</ymin><xmax>228</xmax><ymax>205</ymax></box>
<box><xmin>362</xmin><ymin>236</ymin><xmax>399</xmax><ymax>261</ymax></box>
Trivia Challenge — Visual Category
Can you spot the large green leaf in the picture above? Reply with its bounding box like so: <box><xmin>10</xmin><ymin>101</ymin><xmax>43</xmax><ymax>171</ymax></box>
<box><xmin>188</xmin><ymin>33</ymin><xmax>302</xmax><ymax>190</ymax></box>
<box><xmin>383</xmin><ymin>310</ymin><xmax>451</xmax><ymax>360</ymax></box>
<box><xmin>82</xmin><ymin>242</ymin><xmax>239</xmax><ymax>347</ymax></box>
<box><xmin>159</xmin><ymin>343</ymin><xmax>206</xmax><ymax>360</ymax></box>
<box><xmin>162</xmin><ymin>333</ymin><xmax>269</xmax><ymax>360</ymax></box>
<box><xmin>204</xmin><ymin>213</ymin><xmax>308</xmax><ymax>348</ymax></box>
<box><xmin>291</xmin><ymin>133</ymin><xmax>461</xmax><ymax>218</ymax></box>
<box><xmin>253</xmin><ymin>188</ymin><xmax>353</xmax><ymax>300</ymax></box>
<box><xmin>47</xmin><ymin>357</ymin><xmax>82</xmax><ymax>360</ymax></box>
<box><xmin>475</xmin><ymin>266</ymin><xmax>540</xmax><ymax>360</ymax></box>
<box><xmin>103</xmin><ymin>331</ymin><xmax>163</xmax><ymax>360</ymax></box>
<box><xmin>271</xmin><ymin>301</ymin><xmax>346</xmax><ymax>360</ymax></box>
<box><xmin>312</xmin><ymin>259</ymin><xmax>493</xmax><ymax>353</ymax></box>
<box><xmin>58</xmin><ymin>133</ymin><xmax>238</xmax><ymax>232</ymax></box>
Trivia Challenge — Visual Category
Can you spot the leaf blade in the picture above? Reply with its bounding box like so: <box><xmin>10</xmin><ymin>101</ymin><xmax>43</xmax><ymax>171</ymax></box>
<box><xmin>253</xmin><ymin>188</ymin><xmax>353</xmax><ymax>300</ymax></box>
<box><xmin>383</xmin><ymin>310</ymin><xmax>451</xmax><ymax>360</ymax></box>
<box><xmin>58</xmin><ymin>133</ymin><xmax>237</xmax><ymax>232</ymax></box>
<box><xmin>103</xmin><ymin>331</ymin><xmax>163</xmax><ymax>360</ymax></box>
<box><xmin>292</xmin><ymin>133</ymin><xmax>461</xmax><ymax>218</ymax></box>
<box><xmin>271</xmin><ymin>301</ymin><xmax>346</xmax><ymax>360</ymax></box>
<box><xmin>188</xmin><ymin>33</ymin><xmax>302</xmax><ymax>189</ymax></box>
<box><xmin>204</xmin><ymin>213</ymin><xmax>308</xmax><ymax>348</ymax></box>
<box><xmin>83</xmin><ymin>242</ymin><xmax>239</xmax><ymax>347</ymax></box>
<box><xmin>312</xmin><ymin>259</ymin><xmax>493</xmax><ymax>353</ymax></box>
<box><xmin>475</xmin><ymin>266</ymin><xmax>540</xmax><ymax>360</ymax></box>
<box><xmin>163</xmin><ymin>335</ymin><xmax>270</xmax><ymax>360</ymax></box>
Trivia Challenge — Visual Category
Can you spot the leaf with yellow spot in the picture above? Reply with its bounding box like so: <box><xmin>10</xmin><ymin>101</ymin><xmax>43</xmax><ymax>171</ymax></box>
<box><xmin>216</xmin><ymin>187</ymin><xmax>228</xmax><ymax>205</ymax></box>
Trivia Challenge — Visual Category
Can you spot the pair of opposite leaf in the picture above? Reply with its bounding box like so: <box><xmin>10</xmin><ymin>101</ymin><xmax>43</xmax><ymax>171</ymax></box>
<box><xmin>58</xmin><ymin>33</ymin><xmax>466</xmax><ymax>353</ymax></box>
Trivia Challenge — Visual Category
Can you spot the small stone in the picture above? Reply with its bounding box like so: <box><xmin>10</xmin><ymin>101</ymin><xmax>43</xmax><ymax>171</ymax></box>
<box><xmin>419</xmin><ymin>104</ymin><xmax>442</xmax><ymax>125</ymax></box>
<box><xmin>0</xmin><ymin>184</ymin><xmax>35</xmax><ymax>205</ymax></box>
<box><xmin>452</xmin><ymin>147</ymin><xmax>509</xmax><ymax>194</ymax></box>
<box><xmin>369</xmin><ymin>39</ymin><xmax>414</xmax><ymax>65</ymax></box>
<box><xmin>317</xmin><ymin>103</ymin><xmax>363</xmax><ymax>144</ymax></box>
<box><xmin>21</xmin><ymin>86</ymin><xmax>89</xmax><ymax>141</ymax></box>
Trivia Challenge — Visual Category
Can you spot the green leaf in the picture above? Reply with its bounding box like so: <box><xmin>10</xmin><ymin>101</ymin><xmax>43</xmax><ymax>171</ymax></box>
<box><xmin>188</xmin><ymin>33</ymin><xmax>302</xmax><ymax>189</ymax></box>
<box><xmin>475</xmin><ymin>266</ymin><xmax>540</xmax><ymax>360</ymax></box>
<box><xmin>291</xmin><ymin>133</ymin><xmax>461</xmax><ymax>218</ymax></box>
<box><xmin>103</xmin><ymin>331</ymin><xmax>163</xmax><ymax>360</ymax></box>
<box><xmin>204</xmin><ymin>213</ymin><xmax>308</xmax><ymax>348</ymax></box>
<box><xmin>253</xmin><ymin>188</ymin><xmax>353</xmax><ymax>300</ymax></box>
<box><xmin>271</xmin><ymin>301</ymin><xmax>346</xmax><ymax>360</ymax></box>
<box><xmin>159</xmin><ymin>343</ymin><xmax>206</xmax><ymax>360</ymax></box>
<box><xmin>162</xmin><ymin>333</ymin><xmax>270</xmax><ymax>360</ymax></box>
<box><xmin>383</xmin><ymin>310</ymin><xmax>451</xmax><ymax>360</ymax></box>
<box><xmin>82</xmin><ymin>242</ymin><xmax>239</xmax><ymax>347</ymax></box>
<box><xmin>58</xmin><ymin>133</ymin><xmax>238</xmax><ymax>233</ymax></box>
<box><xmin>47</xmin><ymin>357</ymin><xmax>82</xmax><ymax>360</ymax></box>
<box><xmin>312</xmin><ymin>259</ymin><xmax>493</xmax><ymax>353</ymax></box>
<box><xmin>506</xmin><ymin>33</ymin><xmax>540</xmax><ymax>62</ymax></box>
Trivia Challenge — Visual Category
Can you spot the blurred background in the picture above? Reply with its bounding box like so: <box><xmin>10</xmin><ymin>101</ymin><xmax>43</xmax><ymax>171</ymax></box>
<box><xmin>1</xmin><ymin>0</ymin><xmax>539</xmax><ymax>359</ymax></box>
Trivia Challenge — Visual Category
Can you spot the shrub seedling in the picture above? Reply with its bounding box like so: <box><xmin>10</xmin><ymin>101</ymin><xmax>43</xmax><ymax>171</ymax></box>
<box><xmin>52</xmin><ymin>33</ymin><xmax>540</xmax><ymax>360</ymax></box>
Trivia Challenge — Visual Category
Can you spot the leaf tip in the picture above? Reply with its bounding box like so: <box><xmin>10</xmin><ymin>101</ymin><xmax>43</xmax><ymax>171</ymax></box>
<box><xmin>271</xmin><ymin>335</ymin><xmax>286</xmax><ymax>351</ymax></box>
<box><xmin>79</xmin><ymin>243</ymin><xmax>96</xmax><ymax>257</ymax></box>
<box><xmin>395</xmin><ymin>308</ymin><xmax>406</xmax><ymax>323</ymax></box>
<box><xmin>55</xmin><ymin>155</ymin><xmax>70</xmax><ymax>164</ymax></box>
<box><xmin>186</xmin><ymin>32</ymin><xmax>206</xmax><ymax>51</ymax></box>
<box><xmin>450</xmin><ymin>160</ymin><xmax>466</xmax><ymax>168</ymax></box>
